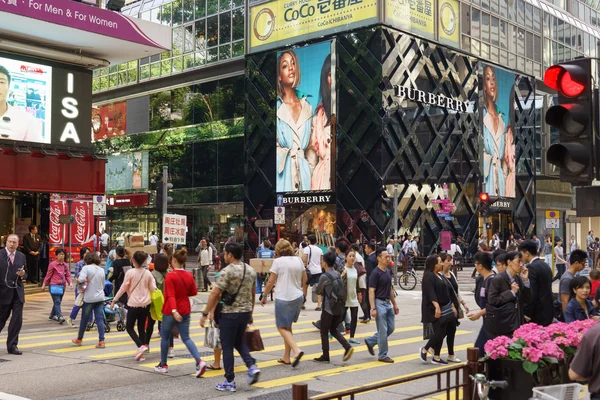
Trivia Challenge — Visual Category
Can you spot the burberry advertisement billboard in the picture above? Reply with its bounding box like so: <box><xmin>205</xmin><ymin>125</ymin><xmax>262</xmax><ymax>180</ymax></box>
<box><xmin>481</xmin><ymin>64</ymin><xmax>516</xmax><ymax>198</ymax></box>
<box><xmin>276</xmin><ymin>41</ymin><xmax>335</xmax><ymax>196</ymax></box>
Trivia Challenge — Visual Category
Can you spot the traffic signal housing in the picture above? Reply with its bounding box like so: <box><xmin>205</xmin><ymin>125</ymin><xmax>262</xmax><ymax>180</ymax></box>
<box><xmin>544</xmin><ymin>59</ymin><xmax>596</xmax><ymax>185</ymax></box>
<box><xmin>480</xmin><ymin>193</ymin><xmax>490</xmax><ymax>217</ymax></box>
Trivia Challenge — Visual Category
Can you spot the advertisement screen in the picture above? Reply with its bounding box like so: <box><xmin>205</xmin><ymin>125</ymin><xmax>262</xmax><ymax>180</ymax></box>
<box><xmin>481</xmin><ymin>64</ymin><xmax>516</xmax><ymax>198</ymax></box>
<box><xmin>92</xmin><ymin>101</ymin><xmax>127</xmax><ymax>142</ymax></box>
<box><xmin>276</xmin><ymin>41</ymin><xmax>334</xmax><ymax>194</ymax></box>
<box><xmin>106</xmin><ymin>151</ymin><xmax>149</xmax><ymax>192</ymax></box>
<box><xmin>0</xmin><ymin>56</ymin><xmax>52</xmax><ymax>144</ymax></box>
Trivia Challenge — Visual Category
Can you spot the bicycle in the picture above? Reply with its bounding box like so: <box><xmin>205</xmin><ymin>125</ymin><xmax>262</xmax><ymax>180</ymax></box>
<box><xmin>470</xmin><ymin>373</ymin><xmax>508</xmax><ymax>400</ymax></box>
<box><xmin>398</xmin><ymin>269</ymin><xmax>422</xmax><ymax>290</ymax></box>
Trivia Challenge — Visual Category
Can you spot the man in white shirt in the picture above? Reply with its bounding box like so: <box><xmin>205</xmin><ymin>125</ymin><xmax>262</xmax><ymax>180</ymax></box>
<box><xmin>386</xmin><ymin>239</ymin><xmax>395</xmax><ymax>258</ymax></box>
<box><xmin>411</xmin><ymin>237</ymin><xmax>420</xmax><ymax>257</ymax></box>
<box><xmin>302</xmin><ymin>234</ymin><xmax>324</xmax><ymax>311</ymax></box>
<box><xmin>149</xmin><ymin>231</ymin><xmax>159</xmax><ymax>246</ymax></box>
<box><xmin>100</xmin><ymin>231</ymin><xmax>110</xmax><ymax>256</ymax></box>
<box><xmin>0</xmin><ymin>66</ymin><xmax>42</xmax><ymax>143</ymax></box>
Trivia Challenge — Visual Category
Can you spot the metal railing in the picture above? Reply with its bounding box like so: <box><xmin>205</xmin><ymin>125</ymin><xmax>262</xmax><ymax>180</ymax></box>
<box><xmin>291</xmin><ymin>348</ymin><xmax>481</xmax><ymax>400</ymax></box>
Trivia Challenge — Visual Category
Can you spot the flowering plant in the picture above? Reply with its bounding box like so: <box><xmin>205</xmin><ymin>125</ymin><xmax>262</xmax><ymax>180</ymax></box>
<box><xmin>483</xmin><ymin>320</ymin><xmax>597</xmax><ymax>374</ymax></box>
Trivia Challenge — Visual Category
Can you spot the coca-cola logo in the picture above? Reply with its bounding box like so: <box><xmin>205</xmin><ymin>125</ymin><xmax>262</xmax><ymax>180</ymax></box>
<box><xmin>74</xmin><ymin>205</ymin><xmax>88</xmax><ymax>243</ymax></box>
<box><xmin>49</xmin><ymin>202</ymin><xmax>63</xmax><ymax>244</ymax></box>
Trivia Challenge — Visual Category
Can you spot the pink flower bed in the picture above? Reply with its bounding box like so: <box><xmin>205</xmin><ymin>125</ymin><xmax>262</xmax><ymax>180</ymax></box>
<box><xmin>483</xmin><ymin>320</ymin><xmax>597</xmax><ymax>374</ymax></box>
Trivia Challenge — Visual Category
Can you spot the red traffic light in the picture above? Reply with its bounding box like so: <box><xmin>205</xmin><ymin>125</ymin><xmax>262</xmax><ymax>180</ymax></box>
<box><xmin>479</xmin><ymin>193</ymin><xmax>489</xmax><ymax>202</ymax></box>
<box><xmin>544</xmin><ymin>65</ymin><xmax>586</xmax><ymax>98</ymax></box>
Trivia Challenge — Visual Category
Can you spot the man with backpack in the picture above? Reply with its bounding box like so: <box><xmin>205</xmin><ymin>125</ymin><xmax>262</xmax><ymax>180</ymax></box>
<box><xmin>313</xmin><ymin>251</ymin><xmax>354</xmax><ymax>362</ymax></box>
<box><xmin>365</xmin><ymin>248</ymin><xmax>399</xmax><ymax>363</ymax></box>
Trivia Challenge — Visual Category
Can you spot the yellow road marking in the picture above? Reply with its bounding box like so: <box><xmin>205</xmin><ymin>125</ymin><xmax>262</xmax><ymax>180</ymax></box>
<box><xmin>254</xmin><ymin>342</ymin><xmax>472</xmax><ymax>389</ymax></box>
<box><xmin>50</xmin><ymin>319</ymin><xmax>314</xmax><ymax>353</ymax></box>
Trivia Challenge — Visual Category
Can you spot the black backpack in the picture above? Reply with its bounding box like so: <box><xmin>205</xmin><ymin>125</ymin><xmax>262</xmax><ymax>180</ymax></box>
<box><xmin>325</xmin><ymin>271</ymin><xmax>346</xmax><ymax>315</ymax></box>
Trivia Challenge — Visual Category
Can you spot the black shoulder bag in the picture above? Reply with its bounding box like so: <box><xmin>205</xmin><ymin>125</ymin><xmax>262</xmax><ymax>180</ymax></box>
<box><xmin>221</xmin><ymin>263</ymin><xmax>246</xmax><ymax>306</ymax></box>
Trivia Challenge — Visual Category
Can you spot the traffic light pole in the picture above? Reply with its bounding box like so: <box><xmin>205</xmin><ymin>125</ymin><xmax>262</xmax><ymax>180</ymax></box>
<box><xmin>162</xmin><ymin>166</ymin><xmax>168</xmax><ymax>217</ymax></box>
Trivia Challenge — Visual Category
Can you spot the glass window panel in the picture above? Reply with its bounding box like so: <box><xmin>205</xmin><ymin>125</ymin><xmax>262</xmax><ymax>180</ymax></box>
<box><xmin>151</xmin><ymin>62</ymin><xmax>160</xmax><ymax>77</ymax></box>
<box><xmin>232</xmin><ymin>0</ymin><xmax>243</xmax><ymax>7</ymax></box>
<box><xmin>196</xmin><ymin>51</ymin><xmax>206</xmax><ymax>66</ymax></box>
<box><xmin>193</xmin><ymin>142</ymin><xmax>218</xmax><ymax>187</ymax></box>
<box><xmin>183</xmin><ymin>0</ymin><xmax>194</xmax><ymax>23</ymax></box>
<box><xmin>173</xmin><ymin>26</ymin><xmax>183</xmax><ymax>56</ymax></box>
<box><xmin>207</xmin><ymin>15</ymin><xmax>218</xmax><ymax>47</ymax></box>
<box><xmin>172</xmin><ymin>0</ymin><xmax>182</xmax><ymax>26</ymax></box>
<box><xmin>543</xmin><ymin>38</ymin><xmax>551</xmax><ymax>66</ymax></box>
<box><xmin>219</xmin><ymin>44</ymin><xmax>231</xmax><ymax>60</ymax></box>
<box><xmin>462</xmin><ymin>35</ymin><xmax>471</xmax><ymax>50</ymax></box>
<box><xmin>491</xmin><ymin>17</ymin><xmax>499</xmax><ymax>46</ymax></box>
<box><xmin>534</xmin><ymin>34</ymin><xmax>541</xmax><ymax>61</ymax></box>
<box><xmin>509</xmin><ymin>52</ymin><xmax>516</xmax><ymax>68</ymax></box>
<box><xmin>232</xmin><ymin>7</ymin><xmax>244</xmax><ymax>41</ymax></box>
<box><xmin>501</xmin><ymin>49</ymin><xmax>508</xmax><ymax>62</ymax></box>
<box><xmin>564</xmin><ymin>47</ymin><xmax>571</xmax><ymax>61</ymax></box>
<box><xmin>208</xmin><ymin>47</ymin><xmax>218</xmax><ymax>63</ymax></box>
<box><xmin>491</xmin><ymin>45</ymin><xmax>499</xmax><ymax>62</ymax></box>
<box><xmin>556</xmin><ymin>18</ymin><xmax>563</xmax><ymax>42</ymax></box>
<box><xmin>233</xmin><ymin>41</ymin><xmax>244</xmax><ymax>57</ymax></box>
<box><xmin>500</xmin><ymin>20</ymin><xmax>507</xmax><ymax>49</ymax></box>
<box><xmin>473</xmin><ymin>0</ymin><xmax>480</xmax><ymax>7</ymax></box>
<box><xmin>220</xmin><ymin>0</ymin><xmax>231</xmax><ymax>11</ymax></box>
<box><xmin>472</xmin><ymin>39</ymin><xmax>481</xmax><ymax>55</ymax></box>
<box><xmin>218</xmin><ymin>138</ymin><xmax>244</xmax><ymax>185</ymax></box>
<box><xmin>517</xmin><ymin>28</ymin><xmax>525</xmax><ymax>55</ymax></box>
<box><xmin>195</xmin><ymin>0</ymin><xmax>206</xmax><ymax>18</ymax></box>
<box><xmin>161</xmin><ymin>59</ymin><xmax>172</xmax><ymax>75</ymax></box>
<box><xmin>219</xmin><ymin>11</ymin><xmax>231</xmax><ymax>44</ymax></box>
<box><xmin>173</xmin><ymin>57</ymin><xmax>183</xmax><ymax>72</ymax></box>
<box><xmin>481</xmin><ymin>42</ymin><xmax>490</xmax><ymax>58</ymax></box>
<box><xmin>517</xmin><ymin>0</ymin><xmax>525</xmax><ymax>26</ymax></box>
<box><xmin>585</xmin><ymin>5</ymin><xmax>591</xmax><ymax>24</ymax></box>
<box><xmin>509</xmin><ymin>23</ymin><xmax>517</xmax><ymax>53</ymax></box>
<box><xmin>526</xmin><ymin>31</ymin><xmax>533</xmax><ymax>59</ymax></box>
<box><xmin>141</xmin><ymin>11</ymin><xmax>150</xmax><ymax>20</ymax></box>
<box><xmin>500</xmin><ymin>0</ymin><xmax>508</xmax><ymax>17</ymax></box>
<box><xmin>491</xmin><ymin>0</ymin><xmax>499</xmax><ymax>14</ymax></box>
<box><xmin>564</xmin><ymin>23</ymin><xmax>571</xmax><ymax>46</ymax></box>
<box><xmin>472</xmin><ymin>8</ymin><xmax>480</xmax><ymax>39</ymax></box>
<box><xmin>584</xmin><ymin>33</ymin><xmax>590</xmax><ymax>56</ymax></box>
<box><xmin>534</xmin><ymin>63</ymin><xmax>541</xmax><ymax>78</ymax></box>
<box><xmin>109</xmin><ymin>74</ymin><xmax>118</xmax><ymax>87</ymax></box>
<box><xmin>517</xmin><ymin>56</ymin><xmax>524</xmax><ymax>71</ymax></box>
<box><xmin>543</xmin><ymin>12</ymin><xmax>550</xmax><ymax>37</ymax></box>
<box><xmin>481</xmin><ymin>13</ymin><xmax>489</xmax><ymax>43</ymax></box>
<box><xmin>207</xmin><ymin>0</ymin><xmax>218</xmax><ymax>15</ymax></box>
<box><xmin>552</xmin><ymin>41</ymin><xmax>558</xmax><ymax>63</ymax></box>
<box><xmin>195</xmin><ymin>19</ymin><xmax>206</xmax><ymax>50</ymax></box>
<box><xmin>482</xmin><ymin>0</ymin><xmax>489</xmax><ymax>10</ymax></box>
<box><xmin>533</xmin><ymin>6</ymin><xmax>541</xmax><ymax>32</ymax></box>
<box><xmin>184</xmin><ymin>54</ymin><xmax>195</xmax><ymax>69</ymax></box>
<box><xmin>525</xmin><ymin>59</ymin><xmax>533</xmax><ymax>75</ymax></box>
<box><xmin>128</xmin><ymin>69</ymin><xmax>138</xmax><ymax>83</ymax></box>
<box><xmin>579</xmin><ymin>2</ymin><xmax>585</xmax><ymax>19</ymax></box>
<box><xmin>159</xmin><ymin>3</ymin><xmax>171</xmax><ymax>25</ymax></box>
<box><xmin>150</xmin><ymin>7</ymin><xmax>160</xmax><ymax>23</ymax></box>
<box><xmin>525</xmin><ymin>3</ymin><xmax>533</xmax><ymax>27</ymax></box>
<box><xmin>184</xmin><ymin>24</ymin><xmax>194</xmax><ymax>53</ymax></box>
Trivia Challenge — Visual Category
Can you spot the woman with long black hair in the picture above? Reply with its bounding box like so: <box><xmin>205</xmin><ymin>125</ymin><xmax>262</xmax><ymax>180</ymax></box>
<box><xmin>419</xmin><ymin>254</ymin><xmax>455</xmax><ymax>365</ymax></box>
<box><xmin>310</xmin><ymin>54</ymin><xmax>332</xmax><ymax>191</ymax></box>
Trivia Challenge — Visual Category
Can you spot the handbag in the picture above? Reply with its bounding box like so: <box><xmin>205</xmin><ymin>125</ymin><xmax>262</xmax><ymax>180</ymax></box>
<box><xmin>423</xmin><ymin>322</ymin><xmax>435</xmax><ymax>340</ymax></box>
<box><xmin>150</xmin><ymin>289</ymin><xmax>164</xmax><ymax>322</ymax></box>
<box><xmin>243</xmin><ymin>326</ymin><xmax>264</xmax><ymax>352</ymax></box>
<box><xmin>75</xmin><ymin>292</ymin><xmax>84</xmax><ymax>307</ymax></box>
<box><xmin>438</xmin><ymin>303</ymin><xmax>455</xmax><ymax>325</ymax></box>
<box><xmin>222</xmin><ymin>263</ymin><xmax>246</xmax><ymax>306</ymax></box>
<box><xmin>204</xmin><ymin>322</ymin><xmax>221</xmax><ymax>349</ymax></box>
<box><xmin>49</xmin><ymin>285</ymin><xmax>64</xmax><ymax>296</ymax></box>
<box><xmin>485</xmin><ymin>301</ymin><xmax>519</xmax><ymax>335</ymax></box>
<box><xmin>441</xmin><ymin>272</ymin><xmax>464</xmax><ymax>319</ymax></box>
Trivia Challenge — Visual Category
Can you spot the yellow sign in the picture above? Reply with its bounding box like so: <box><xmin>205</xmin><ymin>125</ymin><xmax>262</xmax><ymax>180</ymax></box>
<box><xmin>439</xmin><ymin>0</ymin><xmax>460</xmax><ymax>46</ymax></box>
<box><xmin>385</xmin><ymin>0</ymin><xmax>435</xmax><ymax>40</ymax></box>
<box><xmin>249</xmin><ymin>0</ymin><xmax>379</xmax><ymax>52</ymax></box>
<box><xmin>545</xmin><ymin>210</ymin><xmax>561</xmax><ymax>219</ymax></box>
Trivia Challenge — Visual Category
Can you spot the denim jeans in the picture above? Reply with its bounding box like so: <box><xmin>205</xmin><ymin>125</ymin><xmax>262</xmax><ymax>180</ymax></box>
<box><xmin>160</xmin><ymin>314</ymin><xmax>201</xmax><ymax>365</ymax></box>
<box><xmin>50</xmin><ymin>292</ymin><xmax>64</xmax><ymax>319</ymax></box>
<box><xmin>475</xmin><ymin>323</ymin><xmax>489</xmax><ymax>357</ymax></box>
<box><xmin>219</xmin><ymin>312</ymin><xmax>255</xmax><ymax>383</ymax></box>
<box><xmin>365</xmin><ymin>299</ymin><xmax>395</xmax><ymax>359</ymax></box>
<box><xmin>77</xmin><ymin>301</ymin><xmax>105</xmax><ymax>342</ymax></box>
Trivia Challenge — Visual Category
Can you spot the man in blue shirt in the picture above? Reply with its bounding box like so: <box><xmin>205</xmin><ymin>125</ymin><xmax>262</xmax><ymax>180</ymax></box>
<box><xmin>257</xmin><ymin>240</ymin><xmax>274</xmax><ymax>295</ymax></box>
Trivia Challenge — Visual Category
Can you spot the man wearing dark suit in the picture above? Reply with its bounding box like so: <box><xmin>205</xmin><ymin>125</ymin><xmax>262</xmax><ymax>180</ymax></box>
<box><xmin>23</xmin><ymin>225</ymin><xmax>40</xmax><ymax>284</ymax></box>
<box><xmin>0</xmin><ymin>234</ymin><xmax>27</xmax><ymax>355</ymax></box>
<box><xmin>519</xmin><ymin>239</ymin><xmax>554</xmax><ymax>326</ymax></box>
<box><xmin>487</xmin><ymin>251</ymin><xmax>532</xmax><ymax>338</ymax></box>
<box><xmin>361</xmin><ymin>241</ymin><xmax>378</xmax><ymax>323</ymax></box>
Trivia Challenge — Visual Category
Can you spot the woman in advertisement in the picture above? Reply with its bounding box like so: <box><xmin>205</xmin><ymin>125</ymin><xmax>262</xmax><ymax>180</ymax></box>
<box><xmin>276</xmin><ymin>50</ymin><xmax>313</xmax><ymax>192</ymax></box>
<box><xmin>482</xmin><ymin>65</ymin><xmax>515</xmax><ymax>197</ymax></box>
<box><xmin>310</xmin><ymin>55</ymin><xmax>332</xmax><ymax>191</ymax></box>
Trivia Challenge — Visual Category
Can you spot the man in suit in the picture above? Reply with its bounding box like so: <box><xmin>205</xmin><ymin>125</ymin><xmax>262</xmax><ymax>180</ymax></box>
<box><xmin>519</xmin><ymin>239</ymin><xmax>554</xmax><ymax>326</ymax></box>
<box><xmin>0</xmin><ymin>234</ymin><xmax>27</xmax><ymax>354</ymax></box>
<box><xmin>23</xmin><ymin>224</ymin><xmax>40</xmax><ymax>284</ymax></box>
<box><xmin>487</xmin><ymin>251</ymin><xmax>532</xmax><ymax>338</ymax></box>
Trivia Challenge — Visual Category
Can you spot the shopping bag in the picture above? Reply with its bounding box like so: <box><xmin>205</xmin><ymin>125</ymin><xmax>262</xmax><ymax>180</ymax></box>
<box><xmin>204</xmin><ymin>323</ymin><xmax>221</xmax><ymax>349</ymax></box>
<box><xmin>243</xmin><ymin>326</ymin><xmax>264</xmax><ymax>352</ymax></box>
<box><xmin>75</xmin><ymin>292</ymin><xmax>84</xmax><ymax>307</ymax></box>
<box><xmin>150</xmin><ymin>289</ymin><xmax>164</xmax><ymax>322</ymax></box>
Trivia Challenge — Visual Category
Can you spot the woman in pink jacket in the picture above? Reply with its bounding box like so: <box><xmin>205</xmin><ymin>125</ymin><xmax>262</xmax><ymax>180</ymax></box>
<box><xmin>41</xmin><ymin>248</ymin><xmax>72</xmax><ymax>324</ymax></box>
<box><xmin>110</xmin><ymin>251</ymin><xmax>156</xmax><ymax>361</ymax></box>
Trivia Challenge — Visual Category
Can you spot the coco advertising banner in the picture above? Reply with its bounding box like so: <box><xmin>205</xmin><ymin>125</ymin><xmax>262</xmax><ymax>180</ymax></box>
<box><xmin>481</xmin><ymin>64</ymin><xmax>516</xmax><ymax>198</ymax></box>
<box><xmin>276</xmin><ymin>41</ymin><xmax>335</xmax><ymax>205</ymax></box>
<box><xmin>49</xmin><ymin>194</ymin><xmax>96</xmax><ymax>262</ymax></box>
<box><xmin>250</xmin><ymin>0</ymin><xmax>378</xmax><ymax>53</ymax></box>
<box><xmin>0</xmin><ymin>52</ymin><xmax>92</xmax><ymax>149</ymax></box>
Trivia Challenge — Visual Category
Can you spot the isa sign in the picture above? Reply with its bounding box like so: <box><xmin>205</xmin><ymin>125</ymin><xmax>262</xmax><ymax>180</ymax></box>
<box><xmin>163</xmin><ymin>213</ymin><xmax>187</xmax><ymax>245</ymax></box>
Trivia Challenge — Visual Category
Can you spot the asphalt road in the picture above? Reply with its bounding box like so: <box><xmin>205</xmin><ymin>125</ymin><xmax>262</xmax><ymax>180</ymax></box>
<box><xmin>0</xmin><ymin>271</ymin><xmax>482</xmax><ymax>400</ymax></box>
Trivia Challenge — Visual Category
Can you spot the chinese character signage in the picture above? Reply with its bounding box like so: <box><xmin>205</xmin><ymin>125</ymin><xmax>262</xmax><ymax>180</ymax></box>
<box><xmin>162</xmin><ymin>213</ymin><xmax>187</xmax><ymax>245</ymax></box>
<box><xmin>385</xmin><ymin>0</ymin><xmax>435</xmax><ymax>40</ymax></box>
<box><xmin>249</xmin><ymin>0</ymin><xmax>378</xmax><ymax>53</ymax></box>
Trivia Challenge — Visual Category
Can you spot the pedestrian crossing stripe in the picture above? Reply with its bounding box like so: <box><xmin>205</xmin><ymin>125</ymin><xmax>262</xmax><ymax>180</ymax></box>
<box><xmin>253</xmin><ymin>342</ymin><xmax>472</xmax><ymax>389</ymax></box>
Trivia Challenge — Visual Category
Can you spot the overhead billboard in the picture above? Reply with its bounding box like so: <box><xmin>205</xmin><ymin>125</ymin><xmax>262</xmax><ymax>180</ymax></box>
<box><xmin>276</xmin><ymin>41</ymin><xmax>335</xmax><ymax>204</ymax></box>
<box><xmin>106</xmin><ymin>151</ymin><xmax>149</xmax><ymax>192</ymax></box>
<box><xmin>249</xmin><ymin>0</ymin><xmax>378</xmax><ymax>53</ymax></box>
<box><xmin>0</xmin><ymin>52</ymin><xmax>92</xmax><ymax>149</ymax></box>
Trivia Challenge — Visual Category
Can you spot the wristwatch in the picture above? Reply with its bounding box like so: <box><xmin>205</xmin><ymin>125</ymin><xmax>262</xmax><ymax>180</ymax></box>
<box><xmin>201</xmin><ymin>311</ymin><xmax>209</xmax><ymax>317</ymax></box>
<box><xmin>172</xmin><ymin>309</ymin><xmax>178</xmax><ymax>314</ymax></box>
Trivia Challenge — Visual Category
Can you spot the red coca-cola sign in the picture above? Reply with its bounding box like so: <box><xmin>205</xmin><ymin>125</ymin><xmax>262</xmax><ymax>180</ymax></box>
<box><xmin>49</xmin><ymin>195</ymin><xmax>96</xmax><ymax>262</ymax></box>
<box><xmin>49</xmin><ymin>200</ymin><xmax>66</xmax><ymax>245</ymax></box>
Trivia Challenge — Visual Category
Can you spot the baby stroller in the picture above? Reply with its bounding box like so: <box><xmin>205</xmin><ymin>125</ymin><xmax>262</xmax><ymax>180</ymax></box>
<box><xmin>86</xmin><ymin>280</ymin><xmax>126</xmax><ymax>333</ymax></box>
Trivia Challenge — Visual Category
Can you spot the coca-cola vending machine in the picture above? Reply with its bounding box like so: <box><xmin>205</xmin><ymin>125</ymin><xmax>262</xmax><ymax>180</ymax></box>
<box><xmin>49</xmin><ymin>194</ymin><xmax>96</xmax><ymax>263</ymax></box>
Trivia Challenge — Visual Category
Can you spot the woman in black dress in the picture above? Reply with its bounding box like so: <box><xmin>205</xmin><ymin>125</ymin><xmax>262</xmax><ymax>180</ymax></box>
<box><xmin>419</xmin><ymin>254</ymin><xmax>456</xmax><ymax>365</ymax></box>
<box><xmin>439</xmin><ymin>253</ymin><xmax>469</xmax><ymax>362</ymax></box>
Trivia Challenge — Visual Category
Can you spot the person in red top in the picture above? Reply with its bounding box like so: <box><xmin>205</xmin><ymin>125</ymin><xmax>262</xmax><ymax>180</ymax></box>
<box><xmin>154</xmin><ymin>248</ymin><xmax>206</xmax><ymax>377</ymax></box>
<box><xmin>41</xmin><ymin>248</ymin><xmax>72</xmax><ymax>324</ymax></box>
<box><xmin>589</xmin><ymin>270</ymin><xmax>600</xmax><ymax>300</ymax></box>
